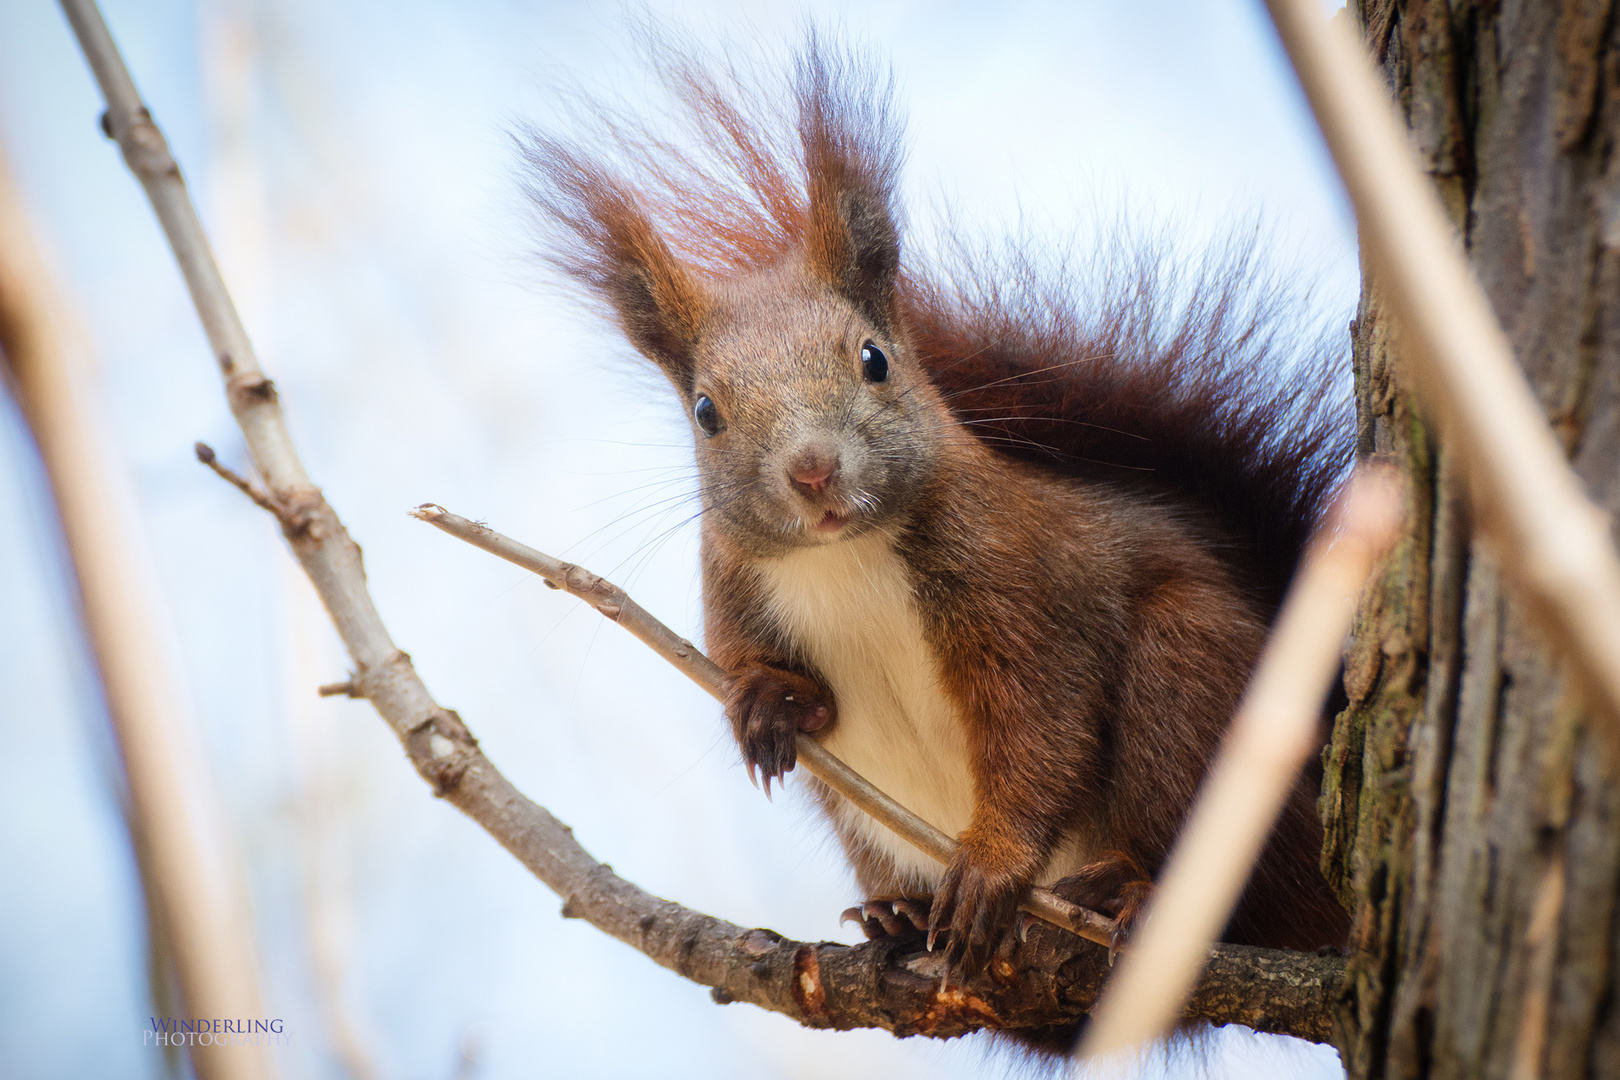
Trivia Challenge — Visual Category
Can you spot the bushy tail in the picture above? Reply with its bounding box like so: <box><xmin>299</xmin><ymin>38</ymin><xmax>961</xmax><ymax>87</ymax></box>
<box><xmin>903</xmin><ymin>225</ymin><xmax>1353</xmax><ymax>609</ymax></box>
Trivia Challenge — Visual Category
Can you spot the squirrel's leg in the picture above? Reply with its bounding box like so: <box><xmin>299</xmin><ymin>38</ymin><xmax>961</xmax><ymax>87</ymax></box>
<box><xmin>924</xmin><ymin>688</ymin><xmax>1097</xmax><ymax>979</ymax></box>
<box><xmin>703</xmin><ymin>553</ymin><xmax>837</xmax><ymax>795</ymax></box>
<box><xmin>928</xmin><ymin>803</ymin><xmax>1064</xmax><ymax>980</ymax></box>
<box><xmin>721</xmin><ymin>659</ymin><xmax>835</xmax><ymax>796</ymax></box>
<box><xmin>708</xmin><ymin>573</ymin><xmax>925</xmax><ymax>933</ymax></box>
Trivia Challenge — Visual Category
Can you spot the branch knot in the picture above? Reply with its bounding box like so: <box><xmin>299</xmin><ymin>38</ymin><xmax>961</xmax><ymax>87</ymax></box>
<box><xmin>112</xmin><ymin>111</ymin><xmax>179</xmax><ymax>181</ymax></box>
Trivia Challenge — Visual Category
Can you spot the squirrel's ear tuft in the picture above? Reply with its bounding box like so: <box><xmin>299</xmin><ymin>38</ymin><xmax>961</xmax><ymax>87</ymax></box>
<box><xmin>805</xmin><ymin>171</ymin><xmax>900</xmax><ymax>334</ymax></box>
<box><xmin>521</xmin><ymin>135</ymin><xmax>709</xmax><ymax>392</ymax></box>
<box><xmin>797</xmin><ymin>37</ymin><xmax>904</xmax><ymax>333</ymax></box>
<box><xmin>599</xmin><ymin>207</ymin><xmax>709</xmax><ymax>391</ymax></box>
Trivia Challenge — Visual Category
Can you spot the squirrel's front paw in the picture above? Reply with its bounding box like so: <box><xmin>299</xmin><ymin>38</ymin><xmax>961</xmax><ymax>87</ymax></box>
<box><xmin>722</xmin><ymin>663</ymin><xmax>835</xmax><ymax>797</ymax></box>
<box><xmin>927</xmin><ymin>846</ymin><xmax>1029</xmax><ymax>981</ymax></box>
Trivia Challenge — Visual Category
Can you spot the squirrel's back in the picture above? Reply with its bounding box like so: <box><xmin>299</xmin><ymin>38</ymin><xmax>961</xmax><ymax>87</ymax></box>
<box><xmin>906</xmin><ymin>230</ymin><xmax>1351</xmax><ymax>612</ymax></box>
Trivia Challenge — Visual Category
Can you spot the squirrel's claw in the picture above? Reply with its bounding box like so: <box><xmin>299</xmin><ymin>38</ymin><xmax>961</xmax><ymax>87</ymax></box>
<box><xmin>929</xmin><ymin>847</ymin><xmax>1027</xmax><ymax>982</ymax></box>
<box><xmin>1048</xmin><ymin>853</ymin><xmax>1155</xmax><ymax>967</ymax></box>
<box><xmin>724</xmin><ymin>662</ymin><xmax>834</xmax><ymax>798</ymax></box>
<box><xmin>890</xmin><ymin>898</ymin><xmax>930</xmax><ymax>930</ymax></box>
<box><xmin>844</xmin><ymin>898</ymin><xmax>932</xmax><ymax>940</ymax></box>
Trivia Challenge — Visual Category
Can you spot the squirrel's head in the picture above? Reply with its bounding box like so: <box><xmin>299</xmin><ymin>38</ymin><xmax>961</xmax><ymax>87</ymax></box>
<box><xmin>592</xmin><ymin>174</ymin><xmax>942</xmax><ymax>557</ymax></box>
<box><xmin>525</xmin><ymin>36</ymin><xmax>943</xmax><ymax>557</ymax></box>
<box><xmin>671</xmin><ymin>258</ymin><xmax>943</xmax><ymax>557</ymax></box>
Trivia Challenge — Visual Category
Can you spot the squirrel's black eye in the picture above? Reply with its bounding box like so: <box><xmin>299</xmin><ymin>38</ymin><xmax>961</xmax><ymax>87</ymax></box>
<box><xmin>861</xmin><ymin>341</ymin><xmax>889</xmax><ymax>383</ymax></box>
<box><xmin>693</xmin><ymin>394</ymin><xmax>722</xmax><ymax>437</ymax></box>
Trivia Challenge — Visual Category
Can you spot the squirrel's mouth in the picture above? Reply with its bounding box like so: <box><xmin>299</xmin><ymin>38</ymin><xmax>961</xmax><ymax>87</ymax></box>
<box><xmin>811</xmin><ymin>511</ymin><xmax>849</xmax><ymax>533</ymax></box>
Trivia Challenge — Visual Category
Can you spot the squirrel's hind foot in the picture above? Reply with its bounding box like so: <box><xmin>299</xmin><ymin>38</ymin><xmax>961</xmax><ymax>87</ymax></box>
<box><xmin>840</xmin><ymin>897</ymin><xmax>931</xmax><ymax>940</ymax></box>
<box><xmin>1051</xmin><ymin>851</ymin><xmax>1155</xmax><ymax>960</ymax></box>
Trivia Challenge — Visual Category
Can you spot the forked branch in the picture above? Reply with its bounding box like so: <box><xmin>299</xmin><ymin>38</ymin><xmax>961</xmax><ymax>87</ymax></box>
<box><xmin>61</xmin><ymin>0</ymin><xmax>1345</xmax><ymax>1048</ymax></box>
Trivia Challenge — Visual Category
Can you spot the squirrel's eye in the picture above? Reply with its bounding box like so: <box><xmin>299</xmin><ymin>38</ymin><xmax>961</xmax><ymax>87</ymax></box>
<box><xmin>861</xmin><ymin>341</ymin><xmax>889</xmax><ymax>383</ymax></box>
<box><xmin>693</xmin><ymin>394</ymin><xmax>723</xmax><ymax>437</ymax></box>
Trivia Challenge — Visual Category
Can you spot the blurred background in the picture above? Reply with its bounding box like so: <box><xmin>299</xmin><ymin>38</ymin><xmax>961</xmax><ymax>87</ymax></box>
<box><xmin>0</xmin><ymin>1</ymin><xmax>1354</xmax><ymax>1077</ymax></box>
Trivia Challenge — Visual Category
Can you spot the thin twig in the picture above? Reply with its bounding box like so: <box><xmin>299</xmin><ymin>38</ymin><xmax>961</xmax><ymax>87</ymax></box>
<box><xmin>318</xmin><ymin>680</ymin><xmax>362</xmax><ymax>698</ymax></box>
<box><xmin>0</xmin><ymin>144</ymin><xmax>271</xmax><ymax>1080</ymax></box>
<box><xmin>195</xmin><ymin>441</ymin><xmax>278</xmax><ymax>513</ymax></box>
<box><xmin>59</xmin><ymin>0</ymin><xmax>1346</xmax><ymax>1046</ymax></box>
<box><xmin>1077</xmin><ymin>469</ymin><xmax>1401</xmax><ymax>1062</ymax></box>
<box><xmin>409</xmin><ymin>503</ymin><xmax>1119</xmax><ymax>949</ymax></box>
<box><xmin>1263</xmin><ymin>0</ymin><xmax>1620</xmax><ymax>731</ymax></box>
<box><xmin>1509</xmin><ymin>854</ymin><xmax>1567</xmax><ymax>1080</ymax></box>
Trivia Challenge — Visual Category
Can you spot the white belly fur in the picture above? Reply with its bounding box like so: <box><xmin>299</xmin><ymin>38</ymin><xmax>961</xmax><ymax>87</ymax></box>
<box><xmin>760</xmin><ymin>531</ymin><xmax>1097</xmax><ymax>893</ymax></box>
<box><xmin>759</xmin><ymin>530</ymin><xmax>973</xmax><ymax>892</ymax></box>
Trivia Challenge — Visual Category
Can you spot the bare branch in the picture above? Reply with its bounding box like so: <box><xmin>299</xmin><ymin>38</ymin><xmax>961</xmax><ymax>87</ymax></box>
<box><xmin>195</xmin><ymin>440</ymin><xmax>278</xmax><ymax>514</ymax></box>
<box><xmin>1079</xmin><ymin>469</ymin><xmax>1400</xmax><ymax>1060</ymax></box>
<box><xmin>59</xmin><ymin>0</ymin><xmax>1347</xmax><ymax>1048</ymax></box>
<box><xmin>409</xmin><ymin>503</ymin><xmax>1118</xmax><ymax>949</ymax></box>
<box><xmin>1263</xmin><ymin>0</ymin><xmax>1620</xmax><ymax>731</ymax></box>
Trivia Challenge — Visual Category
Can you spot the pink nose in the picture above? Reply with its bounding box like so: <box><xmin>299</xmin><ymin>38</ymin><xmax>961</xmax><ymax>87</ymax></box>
<box><xmin>788</xmin><ymin>450</ymin><xmax>839</xmax><ymax>493</ymax></box>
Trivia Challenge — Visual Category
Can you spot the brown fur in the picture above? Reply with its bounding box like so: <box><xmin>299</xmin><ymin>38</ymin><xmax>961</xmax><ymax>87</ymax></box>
<box><xmin>521</xmin><ymin>30</ymin><xmax>1351</xmax><ymax>1048</ymax></box>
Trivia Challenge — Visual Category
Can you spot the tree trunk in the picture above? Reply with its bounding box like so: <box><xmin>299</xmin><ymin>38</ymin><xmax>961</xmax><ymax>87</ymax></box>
<box><xmin>1324</xmin><ymin>1</ymin><xmax>1620</xmax><ymax>1077</ymax></box>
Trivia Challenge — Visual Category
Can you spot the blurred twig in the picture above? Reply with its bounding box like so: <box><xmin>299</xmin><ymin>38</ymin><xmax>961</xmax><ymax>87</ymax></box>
<box><xmin>282</xmin><ymin>548</ymin><xmax>384</xmax><ymax>1080</ymax></box>
<box><xmin>1265</xmin><ymin>0</ymin><xmax>1620</xmax><ymax>731</ymax></box>
<box><xmin>0</xmin><ymin>142</ymin><xmax>271</xmax><ymax>1080</ymax></box>
<box><xmin>1510</xmin><ymin>854</ymin><xmax>1567</xmax><ymax>1080</ymax></box>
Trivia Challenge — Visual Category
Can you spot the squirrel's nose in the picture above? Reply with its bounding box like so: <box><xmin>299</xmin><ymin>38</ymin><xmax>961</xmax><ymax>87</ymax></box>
<box><xmin>788</xmin><ymin>448</ymin><xmax>840</xmax><ymax>494</ymax></box>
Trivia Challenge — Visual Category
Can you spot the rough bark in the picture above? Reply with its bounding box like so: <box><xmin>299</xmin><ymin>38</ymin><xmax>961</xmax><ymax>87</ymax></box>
<box><xmin>1327</xmin><ymin>2</ymin><xmax>1620</xmax><ymax>1076</ymax></box>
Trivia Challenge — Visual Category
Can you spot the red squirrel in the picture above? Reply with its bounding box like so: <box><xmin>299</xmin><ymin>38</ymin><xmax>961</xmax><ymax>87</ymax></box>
<box><xmin>521</xmin><ymin>35</ymin><xmax>1352</xmax><ymax>985</ymax></box>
